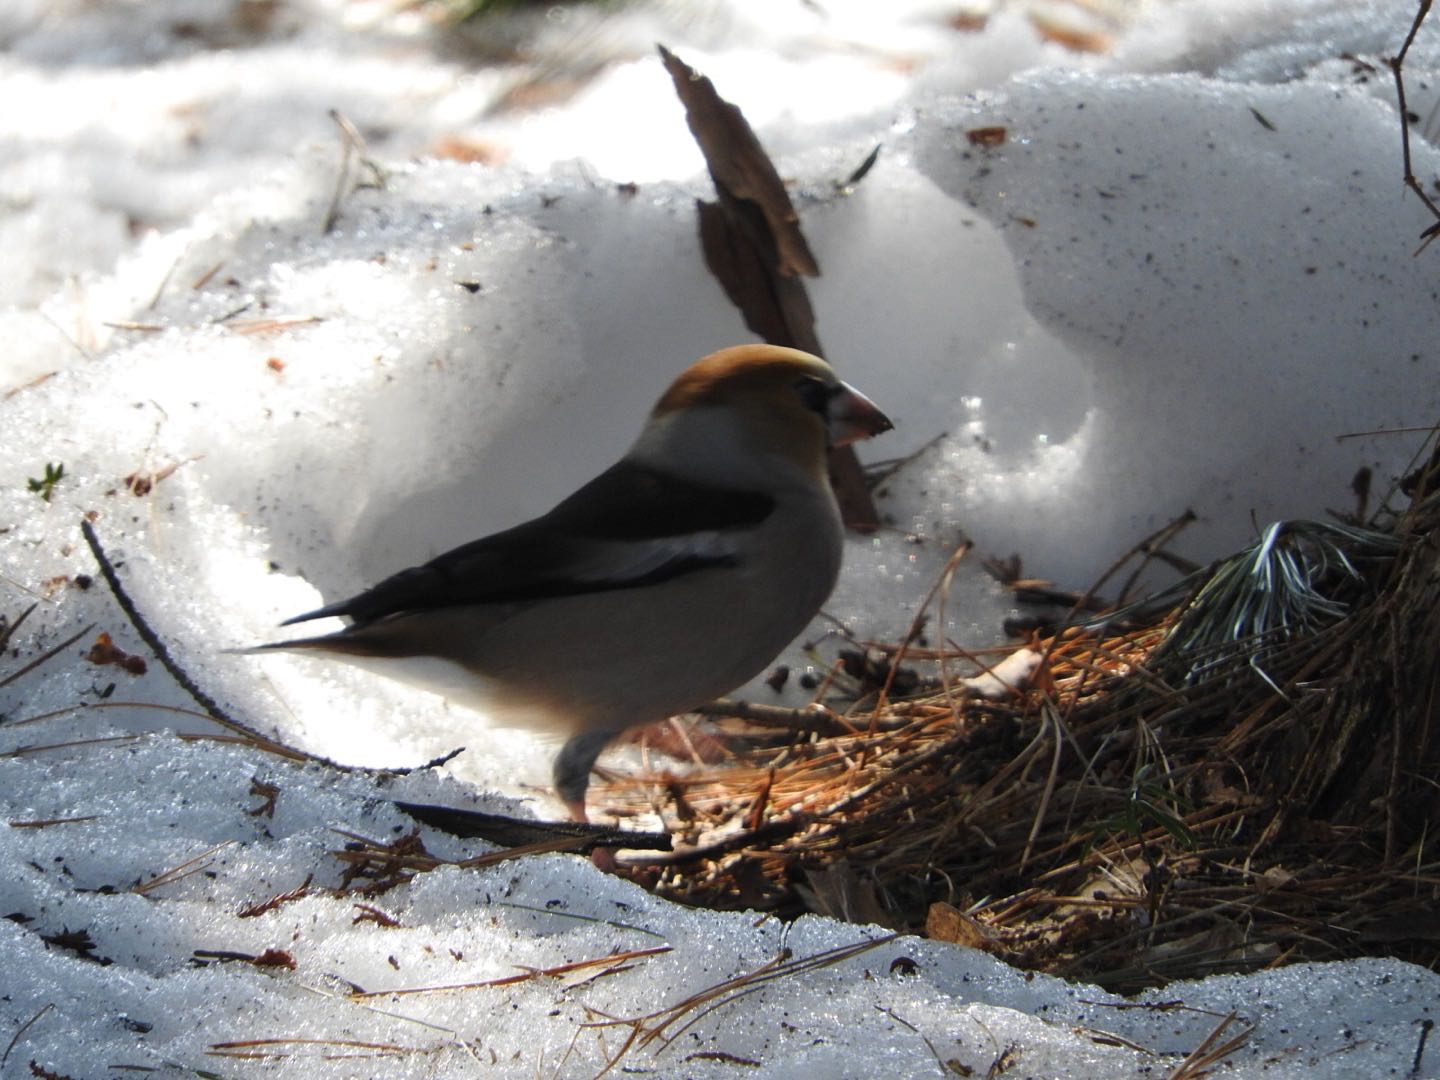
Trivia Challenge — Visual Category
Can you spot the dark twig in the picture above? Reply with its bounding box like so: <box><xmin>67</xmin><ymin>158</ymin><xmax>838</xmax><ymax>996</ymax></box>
<box><xmin>0</xmin><ymin>620</ymin><xmax>94</xmax><ymax>692</ymax></box>
<box><xmin>0</xmin><ymin>601</ymin><xmax>37</xmax><ymax>653</ymax></box>
<box><xmin>1389</xmin><ymin>1</ymin><xmax>1440</xmax><ymax>245</ymax></box>
<box><xmin>1412</xmin><ymin>1018</ymin><xmax>1434</xmax><ymax>1079</ymax></box>
<box><xmin>1</xmin><ymin>1003</ymin><xmax>53</xmax><ymax>1068</ymax></box>
<box><xmin>80</xmin><ymin>519</ymin><xmax>247</xmax><ymax>731</ymax></box>
<box><xmin>78</xmin><ymin>521</ymin><xmax>484</xmax><ymax>775</ymax></box>
<box><xmin>394</xmin><ymin>800</ymin><xmax>672</xmax><ymax>852</ymax></box>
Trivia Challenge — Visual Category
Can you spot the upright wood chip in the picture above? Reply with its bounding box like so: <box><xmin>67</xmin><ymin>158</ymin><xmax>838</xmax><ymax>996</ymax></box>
<box><xmin>659</xmin><ymin>44</ymin><xmax>880</xmax><ymax>529</ymax></box>
<box><xmin>659</xmin><ymin>45</ymin><xmax>818</xmax><ymax>279</ymax></box>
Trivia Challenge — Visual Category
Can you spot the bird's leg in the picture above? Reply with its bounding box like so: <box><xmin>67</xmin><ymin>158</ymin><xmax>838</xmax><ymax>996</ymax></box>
<box><xmin>555</xmin><ymin>729</ymin><xmax>620</xmax><ymax>871</ymax></box>
<box><xmin>554</xmin><ymin>728</ymin><xmax>616</xmax><ymax>811</ymax></box>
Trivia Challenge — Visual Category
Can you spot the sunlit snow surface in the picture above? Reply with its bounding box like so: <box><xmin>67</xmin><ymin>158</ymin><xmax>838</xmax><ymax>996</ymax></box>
<box><xmin>3</xmin><ymin>1</ymin><xmax>1440</xmax><ymax>1076</ymax></box>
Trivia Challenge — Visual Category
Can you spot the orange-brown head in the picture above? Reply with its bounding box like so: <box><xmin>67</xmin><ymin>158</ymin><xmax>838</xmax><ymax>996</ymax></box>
<box><xmin>640</xmin><ymin>345</ymin><xmax>892</xmax><ymax>489</ymax></box>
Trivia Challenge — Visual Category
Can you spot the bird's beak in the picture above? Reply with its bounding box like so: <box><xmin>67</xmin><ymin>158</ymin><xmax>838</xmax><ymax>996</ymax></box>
<box><xmin>827</xmin><ymin>382</ymin><xmax>894</xmax><ymax>447</ymax></box>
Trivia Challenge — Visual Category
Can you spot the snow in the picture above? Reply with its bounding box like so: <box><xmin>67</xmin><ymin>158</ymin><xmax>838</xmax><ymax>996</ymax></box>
<box><xmin>3</xmin><ymin>0</ymin><xmax>1440</xmax><ymax>1076</ymax></box>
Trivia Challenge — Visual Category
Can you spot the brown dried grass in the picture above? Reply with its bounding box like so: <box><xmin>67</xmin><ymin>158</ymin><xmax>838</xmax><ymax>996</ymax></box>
<box><xmin>604</xmin><ymin>488</ymin><xmax>1440</xmax><ymax>992</ymax></box>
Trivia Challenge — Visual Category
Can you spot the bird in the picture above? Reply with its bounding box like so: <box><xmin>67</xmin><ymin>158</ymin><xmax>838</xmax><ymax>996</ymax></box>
<box><xmin>252</xmin><ymin>344</ymin><xmax>892</xmax><ymax>826</ymax></box>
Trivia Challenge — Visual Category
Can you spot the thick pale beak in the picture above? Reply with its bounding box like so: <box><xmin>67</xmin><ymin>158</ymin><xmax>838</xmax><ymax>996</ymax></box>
<box><xmin>827</xmin><ymin>382</ymin><xmax>894</xmax><ymax>447</ymax></box>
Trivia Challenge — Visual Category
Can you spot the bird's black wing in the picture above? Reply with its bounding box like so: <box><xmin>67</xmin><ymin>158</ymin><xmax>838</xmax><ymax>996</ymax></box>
<box><xmin>281</xmin><ymin>462</ymin><xmax>775</xmax><ymax>627</ymax></box>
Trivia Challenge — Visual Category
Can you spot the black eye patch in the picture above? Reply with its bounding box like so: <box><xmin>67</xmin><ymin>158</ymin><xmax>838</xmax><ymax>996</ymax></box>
<box><xmin>793</xmin><ymin>375</ymin><xmax>837</xmax><ymax>416</ymax></box>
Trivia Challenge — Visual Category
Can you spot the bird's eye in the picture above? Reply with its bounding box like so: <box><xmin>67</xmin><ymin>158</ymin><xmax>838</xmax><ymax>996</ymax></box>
<box><xmin>792</xmin><ymin>375</ymin><xmax>836</xmax><ymax>416</ymax></box>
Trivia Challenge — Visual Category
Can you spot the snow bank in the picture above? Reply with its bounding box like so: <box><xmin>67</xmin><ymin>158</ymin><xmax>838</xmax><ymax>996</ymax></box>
<box><xmin>4</xmin><ymin>1</ymin><xmax>1440</xmax><ymax>1076</ymax></box>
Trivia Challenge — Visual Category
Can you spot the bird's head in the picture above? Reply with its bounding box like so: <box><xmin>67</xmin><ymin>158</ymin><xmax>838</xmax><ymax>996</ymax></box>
<box><xmin>634</xmin><ymin>344</ymin><xmax>893</xmax><ymax>489</ymax></box>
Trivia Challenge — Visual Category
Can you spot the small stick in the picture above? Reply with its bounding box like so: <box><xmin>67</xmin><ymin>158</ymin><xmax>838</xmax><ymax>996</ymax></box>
<box><xmin>0</xmin><ymin>620</ymin><xmax>94</xmax><ymax>691</ymax></box>
<box><xmin>1020</xmin><ymin>703</ymin><xmax>1065</xmax><ymax>871</ymax></box>
<box><xmin>80</xmin><ymin>519</ymin><xmax>244</xmax><ymax>731</ymax></box>
<box><xmin>693</xmin><ymin>698</ymin><xmax>855</xmax><ymax>736</ymax></box>
<box><xmin>322</xmin><ymin>109</ymin><xmax>382</xmax><ymax>235</ymax></box>
<box><xmin>0</xmin><ymin>601</ymin><xmax>37</xmax><ymax>652</ymax></box>
<box><xmin>1412</xmin><ymin>1018</ymin><xmax>1434</xmax><ymax>1079</ymax></box>
<box><xmin>1</xmin><ymin>1003</ymin><xmax>53</xmax><ymax>1068</ymax></box>
<box><xmin>352</xmin><ymin>945</ymin><xmax>673</xmax><ymax>999</ymax></box>
<box><xmin>1165</xmin><ymin>1010</ymin><xmax>1252</xmax><ymax>1080</ymax></box>
<box><xmin>1389</xmin><ymin>1</ymin><xmax>1440</xmax><ymax>244</ymax></box>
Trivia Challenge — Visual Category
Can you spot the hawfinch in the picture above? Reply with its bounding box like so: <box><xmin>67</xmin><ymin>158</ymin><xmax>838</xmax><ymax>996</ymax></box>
<box><xmin>257</xmin><ymin>344</ymin><xmax>892</xmax><ymax>822</ymax></box>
